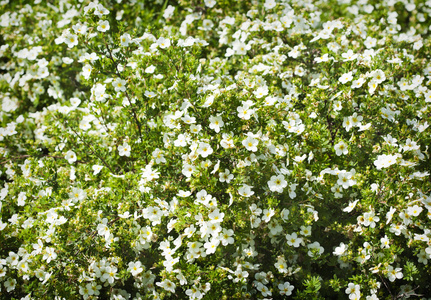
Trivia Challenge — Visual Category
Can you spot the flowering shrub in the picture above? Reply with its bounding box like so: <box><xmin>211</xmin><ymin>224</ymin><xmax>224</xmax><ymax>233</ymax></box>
<box><xmin>1</xmin><ymin>0</ymin><xmax>431</xmax><ymax>299</ymax></box>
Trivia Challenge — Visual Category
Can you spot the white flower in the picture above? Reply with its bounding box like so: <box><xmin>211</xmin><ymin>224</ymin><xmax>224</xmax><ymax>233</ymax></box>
<box><xmin>368</xmin><ymin>80</ymin><xmax>378</xmax><ymax>94</ymax></box>
<box><xmin>300</xmin><ymin>225</ymin><xmax>312</xmax><ymax>236</ymax></box>
<box><xmin>197</xmin><ymin>142</ymin><xmax>213</xmax><ymax>158</ymax></box>
<box><xmin>157</xmin><ymin>37</ymin><xmax>170</xmax><ymax>49</ymax></box>
<box><xmin>254</xmin><ymin>86</ymin><xmax>269</xmax><ymax>98</ymax></box>
<box><xmin>407</xmin><ymin>205</ymin><xmax>422</xmax><ymax>217</ymax></box>
<box><xmin>119</xmin><ymin>33</ymin><xmax>131</xmax><ymax>46</ymax></box>
<box><xmin>339</xmin><ymin>71</ymin><xmax>353</xmax><ymax>84</ymax></box>
<box><xmin>380</xmin><ymin>235</ymin><xmax>390</xmax><ymax>249</ymax></box>
<box><xmin>279</xmin><ymin>281</ymin><xmax>294</xmax><ymax>296</ymax></box>
<box><xmin>209</xmin><ymin>115</ymin><xmax>224</xmax><ymax>133</ymax></box>
<box><xmin>65</xmin><ymin>150</ymin><xmax>77</xmax><ymax>164</ymax></box>
<box><xmin>334</xmin><ymin>141</ymin><xmax>348</xmax><ymax>156</ymax></box>
<box><xmin>264</xmin><ymin>0</ymin><xmax>277</xmax><ymax>9</ymax></box>
<box><xmin>163</xmin><ymin>5</ymin><xmax>175</xmax><ymax>19</ymax></box>
<box><xmin>64</xmin><ymin>33</ymin><xmax>78</xmax><ymax>48</ymax></box>
<box><xmin>128</xmin><ymin>261</ymin><xmax>144</xmax><ymax>276</ymax></box>
<box><xmin>363</xmin><ymin>210</ymin><xmax>380</xmax><ymax>228</ymax></box>
<box><xmin>373</xmin><ymin>154</ymin><xmax>399</xmax><ymax>170</ymax></box>
<box><xmin>345</xmin><ymin>283</ymin><xmax>360</xmax><ymax>299</ymax></box>
<box><xmin>238</xmin><ymin>184</ymin><xmax>254</xmax><ymax>197</ymax></box>
<box><xmin>17</xmin><ymin>192</ymin><xmax>27</xmax><ymax>206</ymax></box>
<box><xmin>202</xmin><ymin>19</ymin><xmax>214</xmax><ymax>30</ymax></box>
<box><xmin>275</xmin><ymin>257</ymin><xmax>288</xmax><ymax>273</ymax></box>
<box><xmin>337</xmin><ymin>171</ymin><xmax>355</xmax><ymax>189</ymax></box>
<box><xmin>402</xmin><ymin>138</ymin><xmax>419</xmax><ymax>152</ymax></box>
<box><xmin>350</xmin><ymin>113</ymin><xmax>363</xmax><ymax>127</ymax></box>
<box><xmin>307</xmin><ymin>241</ymin><xmax>324</xmax><ymax>257</ymax></box>
<box><xmin>204</xmin><ymin>0</ymin><xmax>217</xmax><ymax>8</ymax></box>
<box><xmin>256</xmin><ymin>282</ymin><xmax>271</xmax><ymax>297</ymax></box>
<box><xmin>343</xmin><ymin>199</ymin><xmax>359</xmax><ymax>213</ymax></box>
<box><xmin>364</xmin><ymin>36</ymin><xmax>377</xmax><ymax>48</ymax></box>
<box><xmin>267</xmin><ymin>175</ymin><xmax>287</xmax><ymax>193</ymax></box>
<box><xmin>182</xmin><ymin>163</ymin><xmax>195</xmax><ymax>178</ymax></box>
<box><xmin>314</xmin><ymin>53</ymin><xmax>330</xmax><ymax>63</ymax></box>
<box><xmin>82</xmin><ymin>64</ymin><xmax>92</xmax><ymax>79</ymax></box>
<box><xmin>237</xmin><ymin>104</ymin><xmax>254</xmax><ymax>120</ymax></box>
<box><xmin>4</xmin><ymin>278</ymin><xmax>17</xmax><ymax>292</ymax></box>
<box><xmin>186</xmin><ymin>285</ymin><xmax>203</xmax><ymax>298</ymax></box>
<box><xmin>112</xmin><ymin>78</ymin><xmax>126</xmax><ymax>92</ymax></box>
<box><xmin>174</xmin><ymin>133</ymin><xmax>188</xmax><ymax>147</ymax></box>
<box><xmin>343</xmin><ymin>116</ymin><xmax>354</xmax><ymax>131</ymax></box>
<box><xmin>43</xmin><ymin>247</ymin><xmax>57</xmax><ymax>263</ymax></box>
<box><xmin>97</xmin><ymin>20</ymin><xmax>110</xmax><ymax>32</ymax></box>
<box><xmin>341</xmin><ymin>49</ymin><xmax>358</xmax><ymax>61</ymax></box>
<box><xmin>219</xmin><ymin>169</ymin><xmax>234</xmax><ymax>183</ymax></box>
<box><xmin>92</xmin><ymin>165</ymin><xmax>103</xmax><ymax>175</ymax></box>
<box><xmin>204</xmin><ymin>237</ymin><xmax>220</xmax><ymax>254</ymax></box>
<box><xmin>286</xmin><ymin>232</ymin><xmax>302</xmax><ymax>247</ymax></box>
<box><xmin>118</xmin><ymin>142</ymin><xmax>131</xmax><ymax>157</ymax></box>
<box><xmin>94</xmin><ymin>4</ymin><xmax>109</xmax><ymax>16</ymax></box>
<box><xmin>333</xmin><ymin>242</ymin><xmax>348</xmax><ymax>256</ymax></box>
<box><xmin>351</xmin><ymin>77</ymin><xmax>365</xmax><ymax>89</ymax></box>
<box><xmin>262</xmin><ymin>208</ymin><xmax>275</xmax><ymax>223</ymax></box>
<box><xmin>72</xmin><ymin>23</ymin><xmax>87</xmax><ymax>35</ymax></box>
<box><xmin>145</xmin><ymin>65</ymin><xmax>156</xmax><ymax>74</ymax></box>
<box><xmin>387</xmin><ymin>266</ymin><xmax>403</xmax><ymax>282</ymax></box>
<box><xmin>371</xmin><ymin>69</ymin><xmax>386</xmax><ymax>83</ymax></box>
<box><xmin>242</xmin><ymin>136</ymin><xmax>258</xmax><ymax>152</ymax></box>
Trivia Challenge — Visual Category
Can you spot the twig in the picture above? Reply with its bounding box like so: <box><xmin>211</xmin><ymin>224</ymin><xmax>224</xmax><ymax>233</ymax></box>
<box><xmin>378</xmin><ymin>273</ymin><xmax>394</xmax><ymax>299</ymax></box>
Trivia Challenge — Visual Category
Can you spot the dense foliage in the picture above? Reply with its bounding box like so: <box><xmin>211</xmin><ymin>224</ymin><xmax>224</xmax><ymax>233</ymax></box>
<box><xmin>1</xmin><ymin>0</ymin><xmax>431</xmax><ymax>299</ymax></box>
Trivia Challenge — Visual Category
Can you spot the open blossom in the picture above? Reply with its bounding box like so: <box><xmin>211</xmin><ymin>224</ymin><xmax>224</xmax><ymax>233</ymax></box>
<box><xmin>373</xmin><ymin>154</ymin><xmax>399</xmax><ymax>170</ymax></box>
<box><xmin>157</xmin><ymin>37</ymin><xmax>170</xmax><ymax>48</ymax></box>
<box><xmin>128</xmin><ymin>261</ymin><xmax>143</xmax><ymax>276</ymax></box>
<box><xmin>64</xmin><ymin>33</ymin><xmax>78</xmax><ymax>48</ymax></box>
<box><xmin>339</xmin><ymin>71</ymin><xmax>353</xmax><ymax>84</ymax></box>
<box><xmin>307</xmin><ymin>241</ymin><xmax>324</xmax><ymax>257</ymax></box>
<box><xmin>92</xmin><ymin>165</ymin><xmax>103</xmax><ymax>175</ymax></box>
<box><xmin>238</xmin><ymin>184</ymin><xmax>254</xmax><ymax>197</ymax></box>
<box><xmin>268</xmin><ymin>175</ymin><xmax>287</xmax><ymax>193</ymax></box>
<box><xmin>333</xmin><ymin>242</ymin><xmax>348</xmax><ymax>256</ymax></box>
<box><xmin>345</xmin><ymin>283</ymin><xmax>360</xmax><ymax>299</ymax></box>
<box><xmin>94</xmin><ymin>4</ymin><xmax>109</xmax><ymax>16</ymax></box>
<box><xmin>156</xmin><ymin>279</ymin><xmax>176</xmax><ymax>293</ymax></box>
<box><xmin>197</xmin><ymin>142</ymin><xmax>213</xmax><ymax>158</ymax></box>
<box><xmin>97</xmin><ymin>20</ymin><xmax>110</xmax><ymax>32</ymax></box>
<box><xmin>254</xmin><ymin>85</ymin><xmax>268</xmax><ymax>98</ymax></box>
<box><xmin>334</xmin><ymin>141</ymin><xmax>348</xmax><ymax>156</ymax></box>
<box><xmin>343</xmin><ymin>199</ymin><xmax>359</xmax><ymax>213</ymax></box>
<box><xmin>363</xmin><ymin>210</ymin><xmax>380</xmax><ymax>228</ymax></box>
<box><xmin>65</xmin><ymin>150</ymin><xmax>77</xmax><ymax>164</ymax></box>
<box><xmin>209</xmin><ymin>115</ymin><xmax>224</xmax><ymax>133</ymax></box>
<box><xmin>387</xmin><ymin>266</ymin><xmax>403</xmax><ymax>282</ymax></box>
<box><xmin>341</xmin><ymin>49</ymin><xmax>358</xmax><ymax>61</ymax></box>
<box><xmin>286</xmin><ymin>232</ymin><xmax>303</xmax><ymax>247</ymax></box>
<box><xmin>242</xmin><ymin>136</ymin><xmax>258</xmax><ymax>152</ymax></box>
<box><xmin>314</xmin><ymin>53</ymin><xmax>330</xmax><ymax>63</ymax></box>
<box><xmin>279</xmin><ymin>281</ymin><xmax>294</xmax><ymax>296</ymax></box>
<box><xmin>351</xmin><ymin>77</ymin><xmax>365</xmax><ymax>88</ymax></box>
<box><xmin>82</xmin><ymin>63</ymin><xmax>92</xmax><ymax>79</ymax></box>
<box><xmin>237</xmin><ymin>104</ymin><xmax>254</xmax><ymax>120</ymax></box>
<box><xmin>219</xmin><ymin>169</ymin><xmax>234</xmax><ymax>183</ymax></box>
<box><xmin>112</xmin><ymin>78</ymin><xmax>126</xmax><ymax>92</ymax></box>
<box><xmin>118</xmin><ymin>142</ymin><xmax>131</xmax><ymax>157</ymax></box>
<box><xmin>120</xmin><ymin>33</ymin><xmax>131</xmax><ymax>46</ymax></box>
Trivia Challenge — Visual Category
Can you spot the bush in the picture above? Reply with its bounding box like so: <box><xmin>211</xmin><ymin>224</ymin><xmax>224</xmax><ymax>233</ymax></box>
<box><xmin>1</xmin><ymin>0</ymin><xmax>431</xmax><ymax>299</ymax></box>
